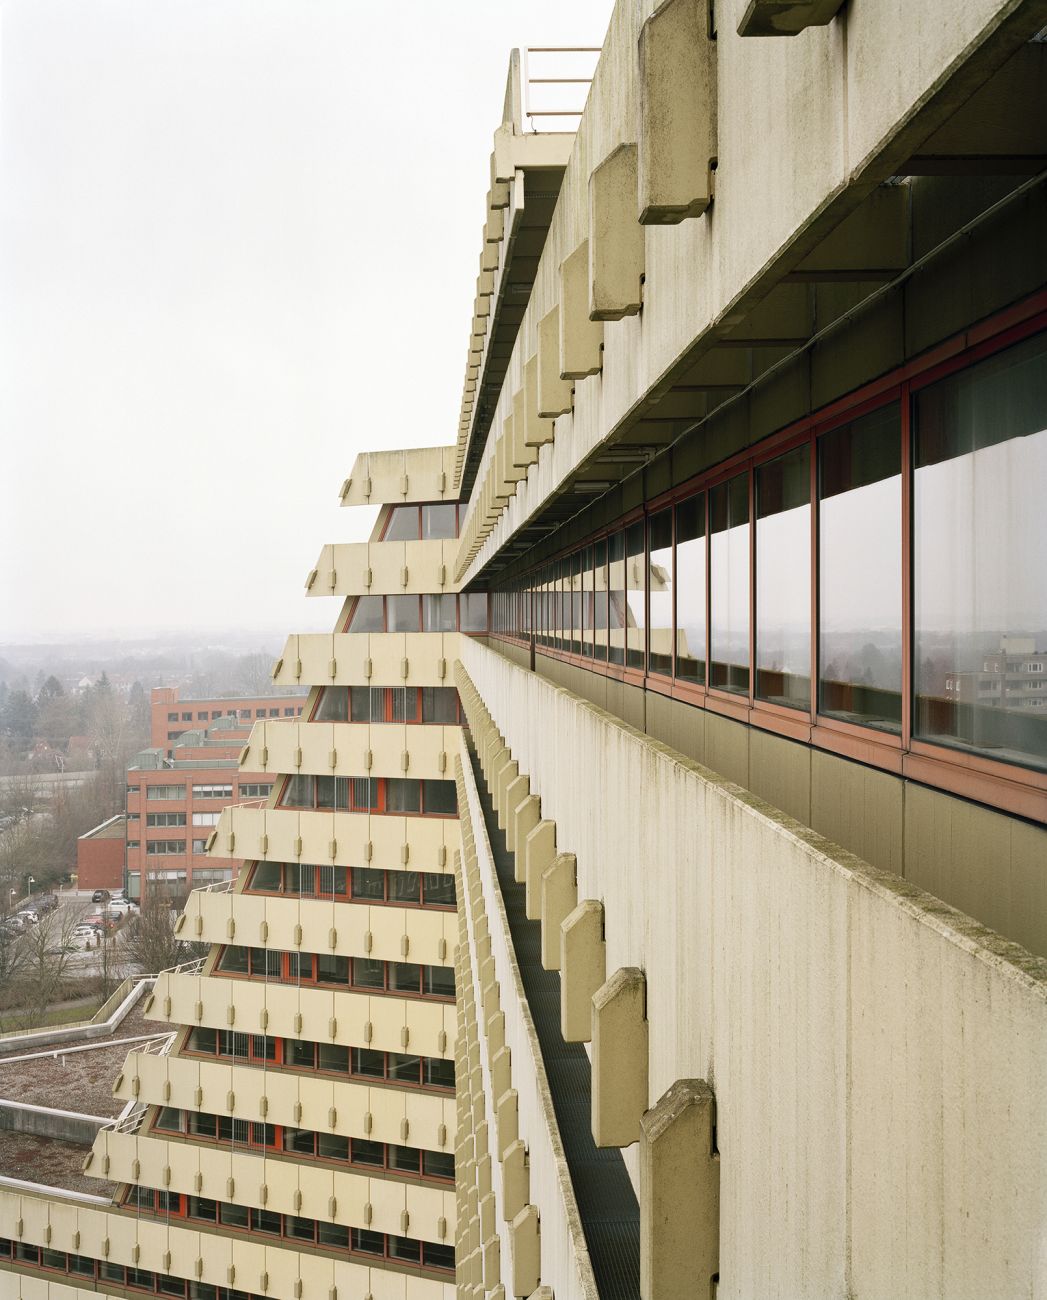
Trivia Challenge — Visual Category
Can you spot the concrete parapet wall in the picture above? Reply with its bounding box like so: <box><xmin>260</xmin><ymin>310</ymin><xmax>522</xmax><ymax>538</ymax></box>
<box><xmin>0</xmin><ymin>1100</ymin><xmax>108</xmax><ymax>1145</ymax></box>
<box><xmin>459</xmin><ymin>637</ymin><xmax>1047</xmax><ymax>1299</ymax></box>
<box><xmin>456</xmin><ymin>755</ymin><xmax>598</xmax><ymax>1300</ymax></box>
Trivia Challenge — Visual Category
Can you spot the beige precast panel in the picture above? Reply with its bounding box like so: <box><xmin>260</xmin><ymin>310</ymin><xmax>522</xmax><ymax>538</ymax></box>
<box><xmin>189</xmin><ymin>888</ymin><xmax>454</xmax><ymax>968</ymax></box>
<box><xmin>308</xmin><ymin>539</ymin><xmax>460</xmax><ymax>598</ymax></box>
<box><xmin>340</xmin><ymin>446</ymin><xmax>457</xmax><ymax>508</ymax></box>
<box><xmin>215</xmin><ymin>805</ymin><xmax>459</xmax><ymax>876</ymax></box>
<box><xmin>152</xmin><ymin>971</ymin><xmax>455</xmax><ymax>1060</ymax></box>
<box><xmin>243</xmin><ymin>719</ymin><xmax>464</xmax><ymax>783</ymax></box>
<box><xmin>273</xmin><ymin>633</ymin><xmax>460</xmax><ymax>690</ymax></box>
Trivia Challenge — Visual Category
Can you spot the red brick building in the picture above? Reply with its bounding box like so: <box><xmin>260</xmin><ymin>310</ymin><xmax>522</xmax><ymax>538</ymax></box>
<box><xmin>126</xmin><ymin>688</ymin><xmax>306</xmax><ymax>900</ymax></box>
<box><xmin>76</xmin><ymin>815</ymin><xmax>126</xmax><ymax>893</ymax></box>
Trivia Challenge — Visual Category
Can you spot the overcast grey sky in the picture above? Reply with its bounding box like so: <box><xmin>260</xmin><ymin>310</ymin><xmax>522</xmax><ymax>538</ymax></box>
<box><xmin>0</xmin><ymin>0</ymin><xmax>612</xmax><ymax>642</ymax></box>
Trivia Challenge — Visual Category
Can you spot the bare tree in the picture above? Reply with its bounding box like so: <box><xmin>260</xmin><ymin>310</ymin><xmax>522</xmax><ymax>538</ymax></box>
<box><xmin>16</xmin><ymin>907</ymin><xmax>89</xmax><ymax>1028</ymax></box>
<box><xmin>125</xmin><ymin>897</ymin><xmax>191</xmax><ymax>975</ymax></box>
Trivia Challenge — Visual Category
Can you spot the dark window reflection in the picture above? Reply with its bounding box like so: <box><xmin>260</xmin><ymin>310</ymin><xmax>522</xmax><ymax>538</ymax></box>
<box><xmin>819</xmin><ymin>403</ymin><xmax>901</xmax><ymax>731</ymax></box>
<box><xmin>914</xmin><ymin>334</ymin><xmax>1047</xmax><ymax>771</ymax></box>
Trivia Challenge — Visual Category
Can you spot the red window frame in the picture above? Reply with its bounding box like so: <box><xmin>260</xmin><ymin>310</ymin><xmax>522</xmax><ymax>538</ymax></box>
<box><xmin>491</xmin><ymin>292</ymin><xmax>1047</xmax><ymax>821</ymax></box>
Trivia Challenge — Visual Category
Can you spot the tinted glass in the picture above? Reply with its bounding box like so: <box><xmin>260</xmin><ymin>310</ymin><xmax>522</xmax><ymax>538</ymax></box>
<box><xmin>347</xmin><ymin>595</ymin><xmax>384</xmax><ymax>633</ymax></box>
<box><xmin>648</xmin><ymin>509</ymin><xmax>673</xmax><ymax>675</ymax></box>
<box><xmin>421</xmin><ymin>502</ymin><xmax>458</xmax><ymax>539</ymax></box>
<box><xmin>710</xmin><ymin>474</ymin><xmax>750</xmax><ymax>694</ymax></box>
<box><xmin>460</xmin><ymin>592</ymin><xmax>488</xmax><ymax>632</ymax></box>
<box><xmin>386</xmin><ymin>595</ymin><xmax>419</xmax><ymax>632</ymax></box>
<box><xmin>819</xmin><ymin>403</ymin><xmax>902</xmax><ymax>731</ymax></box>
<box><xmin>593</xmin><ymin>539</ymin><xmax>609</xmax><ymax>661</ymax></box>
<box><xmin>422</xmin><ymin>779</ymin><xmax>457</xmax><ymax>815</ymax></box>
<box><xmin>756</xmin><ymin>445</ymin><xmax>811</xmax><ymax>709</ymax></box>
<box><xmin>314</xmin><ymin>686</ymin><xmax>348</xmax><ymax>722</ymax></box>
<box><xmin>423</xmin><ymin>594</ymin><xmax>457</xmax><ymax>632</ymax></box>
<box><xmin>626</xmin><ymin>522</ymin><xmax>646</xmax><ymax>669</ymax></box>
<box><xmin>913</xmin><ymin>334</ymin><xmax>1047</xmax><ymax>770</ymax></box>
<box><xmin>608</xmin><ymin>532</ymin><xmax>626</xmax><ymax>665</ymax></box>
<box><xmin>674</xmin><ymin>494</ymin><xmax>706</xmax><ymax>684</ymax></box>
<box><xmin>422</xmin><ymin>687</ymin><xmax>458</xmax><ymax>724</ymax></box>
<box><xmin>384</xmin><ymin>506</ymin><xmax>419</xmax><ymax>540</ymax></box>
<box><xmin>386</xmin><ymin>779</ymin><xmax>421</xmax><ymax>813</ymax></box>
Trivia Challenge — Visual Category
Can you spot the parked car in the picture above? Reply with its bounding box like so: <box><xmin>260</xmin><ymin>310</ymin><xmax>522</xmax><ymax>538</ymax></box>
<box><xmin>91</xmin><ymin>888</ymin><xmax>111</xmax><ymax>904</ymax></box>
<box><xmin>16</xmin><ymin>910</ymin><xmax>39</xmax><ymax>926</ymax></box>
<box><xmin>106</xmin><ymin>899</ymin><xmax>133</xmax><ymax>918</ymax></box>
<box><xmin>71</xmin><ymin>923</ymin><xmax>98</xmax><ymax>940</ymax></box>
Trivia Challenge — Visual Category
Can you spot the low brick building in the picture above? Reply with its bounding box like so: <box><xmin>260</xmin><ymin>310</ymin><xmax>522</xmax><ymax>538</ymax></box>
<box><xmin>75</xmin><ymin>815</ymin><xmax>126</xmax><ymax>893</ymax></box>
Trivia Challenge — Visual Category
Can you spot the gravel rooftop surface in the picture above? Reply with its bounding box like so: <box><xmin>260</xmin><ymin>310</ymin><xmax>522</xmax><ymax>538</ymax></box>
<box><xmin>0</xmin><ymin>1130</ymin><xmax>115</xmax><ymax>1197</ymax></box>
<box><xmin>0</xmin><ymin>1000</ymin><xmax>166</xmax><ymax>1118</ymax></box>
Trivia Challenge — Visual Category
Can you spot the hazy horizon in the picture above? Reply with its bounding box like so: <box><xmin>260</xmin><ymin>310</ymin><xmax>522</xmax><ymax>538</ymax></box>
<box><xmin>0</xmin><ymin>0</ymin><xmax>613</xmax><ymax>640</ymax></box>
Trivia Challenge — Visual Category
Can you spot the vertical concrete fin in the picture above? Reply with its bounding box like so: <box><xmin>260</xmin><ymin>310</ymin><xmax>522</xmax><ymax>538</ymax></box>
<box><xmin>592</xmin><ymin>966</ymin><xmax>650</xmax><ymax>1147</ymax></box>
<box><xmin>560</xmin><ymin>898</ymin><xmax>606</xmax><ymax>1041</ymax></box>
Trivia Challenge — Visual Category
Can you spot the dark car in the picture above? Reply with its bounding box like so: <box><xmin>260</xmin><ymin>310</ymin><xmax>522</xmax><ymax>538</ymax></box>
<box><xmin>91</xmin><ymin>888</ymin><xmax>111</xmax><ymax>904</ymax></box>
<box><xmin>36</xmin><ymin>893</ymin><xmax>58</xmax><ymax>912</ymax></box>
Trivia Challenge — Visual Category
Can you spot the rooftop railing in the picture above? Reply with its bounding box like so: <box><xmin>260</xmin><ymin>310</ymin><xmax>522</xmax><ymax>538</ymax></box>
<box><xmin>521</xmin><ymin>47</ymin><xmax>600</xmax><ymax>133</ymax></box>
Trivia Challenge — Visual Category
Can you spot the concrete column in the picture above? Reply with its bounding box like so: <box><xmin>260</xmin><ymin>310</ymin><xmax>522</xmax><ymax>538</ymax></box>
<box><xmin>496</xmin><ymin>1089</ymin><xmax>519</xmax><ymax>1159</ymax></box>
<box><xmin>560</xmin><ymin>899</ymin><xmax>606</xmax><ymax>1041</ymax></box>
<box><xmin>495</xmin><ymin>760</ymin><xmax>520</xmax><ymax>827</ymax></box>
<box><xmin>537</xmin><ymin>306</ymin><xmax>573</xmax><ymax>418</ymax></box>
<box><xmin>592</xmin><ymin>967</ymin><xmax>649</xmax><ymax>1147</ymax></box>
<box><xmin>503</xmin><ymin>775</ymin><xmax>530</xmax><ymax>850</ymax></box>
<box><xmin>540</xmin><ymin>852</ymin><xmax>577</xmax><ymax>969</ymax></box>
<box><xmin>589</xmin><ymin>142</ymin><xmax>645</xmax><ymax>320</ymax></box>
<box><xmin>559</xmin><ymin>240</ymin><xmax>604</xmax><ymax>377</ymax></box>
<box><xmin>638</xmin><ymin>0</ymin><xmax>717</xmax><ymax>224</ymax></box>
<box><xmin>640</xmin><ymin>1079</ymin><xmax>719</xmax><ymax>1300</ymax></box>
<box><xmin>510</xmin><ymin>1205</ymin><xmax>541</xmax><ymax>1298</ymax></box>
<box><xmin>524</xmin><ymin>821</ymin><xmax>557</xmax><ymax>918</ymax></box>
<box><xmin>511</xmin><ymin>795</ymin><xmax>542</xmax><ymax>873</ymax></box>
<box><xmin>502</xmin><ymin>1139</ymin><xmax>530</xmax><ymax>1222</ymax></box>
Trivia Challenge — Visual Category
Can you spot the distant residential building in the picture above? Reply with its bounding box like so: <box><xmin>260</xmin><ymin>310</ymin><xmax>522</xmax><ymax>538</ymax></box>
<box><xmin>149</xmin><ymin>685</ymin><xmax>305</xmax><ymax>756</ymax></box>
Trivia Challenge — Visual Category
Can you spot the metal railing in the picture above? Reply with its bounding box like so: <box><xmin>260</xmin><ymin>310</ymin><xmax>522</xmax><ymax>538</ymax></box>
<box><xmin>160</xmin><ymin>956</ymin><xmax>206</xmax><ymax>978</ymax></box>
<box><xmin>103</xmin><ymin>1101</ymin><xmax>147</xmax><ymax>1135</ymax></box>
<box><xmin>522</xmin><ymin>47</ymin><xmax>600</xmax><ymax>132</ymax></box>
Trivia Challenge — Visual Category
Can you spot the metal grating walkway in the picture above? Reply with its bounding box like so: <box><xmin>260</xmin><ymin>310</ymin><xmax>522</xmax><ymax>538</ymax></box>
<box><xmin>468</xmin><ymin>744</ymin><xmax>641</xmax><ymax>1300</ymax></box>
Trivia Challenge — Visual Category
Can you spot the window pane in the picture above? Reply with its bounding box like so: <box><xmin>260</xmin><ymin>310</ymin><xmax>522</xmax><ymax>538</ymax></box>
<box><xmin>289</xmin><ymin>1039</ymin><xmax>315</xmax><ymax>1068</ymax></box>
<box><xmin>756</xmin><ymin>445</ymin><xmax>811</xmax><ymax>709</ymax></box>
<box><xmin>570</xmin><ymin>551</ymin><xmax>582</xmax><ymax>655</ymax></box>
<box><xmin>421</xmin><ymin>502</ymin><xmax>458</xmax><ymax>539</ymax></box>
<box><xmin>424</xmin><ymin>965</ymin><xmax>456</xmax><ymax>999</ymax></box>
<box><xmin>626</xmin><ymin>522</ymin><xmax>646</xmax><ymax>669</ymax></box>
<box><xmin>422</xmin><ymin>872</ymin><xmax>455</xmax><ymax>906</ymax></box>
<box><xmin>581</xmin><ymin>545</ymin><xmax>594</xmax><ymax>658</ymax></box>
<box><xmin>351</xmin><ymin>1138</ymin><xmax>385</xmax><ymax>1166</ymax></box>
<box><xmin>423</xmin><ymin>1150</ymin><xmax>456</xmax><ymax>1180</ymax></box>
<box><xmin>648</xmin><ymin>510</ymin><xmax>673</xmax><ymax>676</ymax></box>
<box><xmin>390</xmin><ymin>961</ymin><xmax>422</xmax><ymax>993</ymax></box>
<box><xmin>314</xmin><ymin>686</ymin><xmax>348</xmax><ymax>722</ymax></box>
<box><xmin>390</xmin><ymin>688</ymin><xmax>418</xmax><ymax>722</ymax></box>
<box><xmin>352</xmin><ymin>957</ymin><xmax>385</xmax><ymax>989</ymax></box>
<box><xmin>387</xmin><ymin>595</ymin><xmax>419</xmax><ymax>632</ymax></box>
<box><xmin>389</xmin><ymin>1052</ymin><xmax>422</xmax><ymax>1083</ymax></box>
<box><xmin>317</xmin><ymin>954</ymin><xmax>349</xmax><ymax>985</ymax></box>
<box><xmin>674</xmin><ymin>495</ymin><xmax>706</xmax><ymax>684</ymax></box>
<box><xmin>218</xmin><ymin>946</ymin><xmax>248</xmax><ymax>974</ymax></box>
<box><xmin>422</xmin><ymin>687</ymin><xmax>458</xmax><ymax>724</ymax></box>
<box><xmin>424</xmin><ymin>1056</ymin><xmax>456</xmax><ymax>1089</ymax></box>
<box><xmin>914</xmin><ymin>335</ymin><xmax>1047</xmax><ymax>770</ymax></box>
<box><xmin>384</xmin><ymin>505</ymin><xmax>419</xmax><ymax>540</ymax></box>
<box><xmin>347</xmin><ymin>595</ymin><xmax>384</xmax><ymax>633</ymax></box>
<box><xmin>318</xmin><ymin>1043</ymin><xmax>349</xmax><ymax>1072</ymax></box>
<box><xmin>350</xmin><ymin>687</ymin><xmax>375</xmax><ymax>722</ymax></box>
<box><xmin>317</xmin><ymin>1132</ymin><xmax>349</xmax><ymax>1161</ymax></box>
<box><xmin>389</xmin><ymin>871</ymin><xmax>420</xmax><ymax>904</ymax></box>
<box><xmin>423</xmin><ymin>594</ymin><xmax>457</xmax><ymax>632</ymax></box>
<box><xmin>422</xmin><ymin>779</ymin><xmax>457</xmax><ymax>815</ymax></box>
<box><xmin>819</xmin><ymin>403</ymin><xmax>902</xmax><ymax>731</ymax></box>
<box><xmin>608</xmin><ymin>532</ymin><xmax>626</xmax><ymax>665</ymax></box>
<box><xmin>352</xmin><ymin>867</ymin><xmax>385</xmax><ymax>900</ymax></box>
<box><xmin>352</xmin><ymin>1047</ymin><xmax>386</xmax><ymax>1078</ymax></box>
<box><xmin>710</xmin><ymin>475</ymin><xmax>750</xmax><ymax>695</ymax></box>
<box><xmin>318</xmin><ymin>1222</ymin><xmax>350</xmax><ymax>1248</ymax></box>
<box><xmin>386</xmin><ymin>779</ymin><xmax>421</xmax><ymax>813</ymax></box>
<box><xmin>460</xmin><ymin>592</ymin><xmax>488</xmax><ymax>632</ymax></box>
<box><xmin>250</xmin><ymin>861</ymin><xmax>282</xmax><ymax>892</ymax></box>
<box><xmin>593</xmin><ymin>539</ymin><xmax>608</xmax><ymax>661</ymax></box>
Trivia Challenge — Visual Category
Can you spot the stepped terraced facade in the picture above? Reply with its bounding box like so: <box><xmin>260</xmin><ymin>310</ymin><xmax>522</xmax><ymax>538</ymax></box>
<box><xmin>1</xmin><ymin>0</ymin><xmax>1046</xmax><ymax>1297</ymax></box>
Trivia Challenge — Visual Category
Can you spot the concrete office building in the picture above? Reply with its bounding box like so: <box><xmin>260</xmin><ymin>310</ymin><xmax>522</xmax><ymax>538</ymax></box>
<box><xmin>1</xmin><ymin>2</ymin><xmax>1046</xmax><ymax>1298</ymax></box>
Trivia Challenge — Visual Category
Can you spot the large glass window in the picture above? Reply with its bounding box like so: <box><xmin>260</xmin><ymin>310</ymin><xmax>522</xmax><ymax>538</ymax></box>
<box><xmin>819</xmin><ymin>402</ymin><xmax>902</xmax><ymax>732</ymax></box>
<box><xmin>386</xmin><ymin>595</ymin><xmax>419</xmax><ymax>633</ymax></box>
<box><xmin>608</xmin><ymin>533</ymin><xmax>626</xmax><ymax>665</ymax></box>
<box><xmin>710</xmin><ymin>474</ymin><xmax>750</xmax><ymax>695</ymax></box>
<box><xmin>593</xmin><ymin>539</ymin><xmax>608</xmax><ymax>661</ymax></box>
<box><xmin>421</xmin><ymin>502</ymin><xmax>458</xmax><ymax>540</ymax></box>
<box><xmin>423</xmin><ymin>594</ymin><xmax>457</xmax><ymax>632</ymax></box>
<box><xmin>626</xmin><ymin>522</ymin><xmax>646</xmax><ymax>670</ymax></box>
<box><xmin>913</xmin><ymin>334</ymin><xmax>1047</xmax><ymax>771</ymax></box>
<box><xmin>384</xmin><ymin>506</ymin><xmax>419</xmax><ymax>540</ymax></box>
<box><xmin>756</xmin><ymin>445</ymin><xmax>811</xmax><ymax>709</ymax></box>
<box><xmin>675</xmin><ymin>494</ymin><xmax>706</xmax><ymax>684</ymax></box>
<box><xmin>347</xmin><ymin>595</ymin><xmax>384</xmax><ymax>633</ymax></box>
<box><xmin>570</xmin><ymin>551</ymin><xmax>583</xmax><ymax>655</ymax></box>
<box><xmin>460</xmin><ymin>592</ymin><xmax>488</xmax><ymax>632</ymax></box>
<box><xmin>648</xmin><ymin>509</ymin><xmax>673</xmax><ymax>676</ymax></box>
